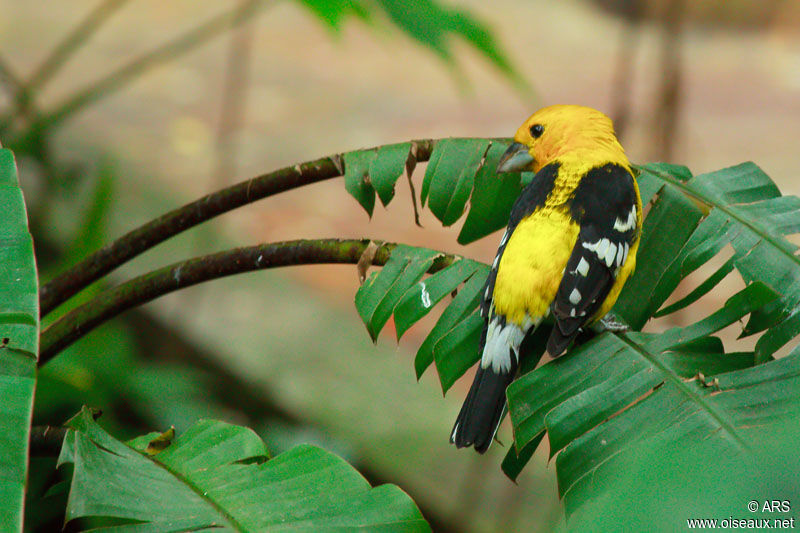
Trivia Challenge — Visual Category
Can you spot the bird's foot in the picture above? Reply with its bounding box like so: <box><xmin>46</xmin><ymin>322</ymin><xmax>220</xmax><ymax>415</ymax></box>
<box><xmin>598</xmin><ymin>314</ymin><xmax>630</xmax><ymax>333</ymax></box>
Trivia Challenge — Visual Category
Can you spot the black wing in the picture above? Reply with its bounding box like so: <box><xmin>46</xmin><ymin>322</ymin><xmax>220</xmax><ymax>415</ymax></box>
<box><xmin>547</xmin><ymin>163</ymin><xmax>639</xmax><ymax>356</ymax></box>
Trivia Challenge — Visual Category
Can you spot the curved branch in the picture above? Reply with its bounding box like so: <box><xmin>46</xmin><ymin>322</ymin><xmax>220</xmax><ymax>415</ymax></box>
<box><xmin>39</xmin><ymin>238</ymin><xmax>458</xmax><ymax>365</ymax></box>
<box><xmin>39</xmin><ymin>139</ymin><xmax>438</xmax><ymax>315</ymax></box>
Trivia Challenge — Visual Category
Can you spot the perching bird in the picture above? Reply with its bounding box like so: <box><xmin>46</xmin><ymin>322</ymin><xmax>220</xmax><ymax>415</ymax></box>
<box><xmin>451</xmin><ymin>105</ymin><xmax>642</xmax><ymax>453</ymax></box>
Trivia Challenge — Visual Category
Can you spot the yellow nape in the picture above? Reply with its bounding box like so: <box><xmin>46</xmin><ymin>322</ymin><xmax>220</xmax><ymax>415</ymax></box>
<box><xmin>493</xmin><ymin>208</ymin><xmax>579</xmax><ymax>324</ymax></box>
<box><xmin>513</xmin><ymin>104</ymin><xmax>631</xmax><ymax>174</ymax></box>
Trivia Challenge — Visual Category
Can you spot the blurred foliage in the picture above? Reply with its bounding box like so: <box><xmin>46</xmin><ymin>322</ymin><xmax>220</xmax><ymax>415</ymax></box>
<box><xmin>592</xmin><ymin>0</ymin><xmax>796</xmax><ymax>29</ymax></box>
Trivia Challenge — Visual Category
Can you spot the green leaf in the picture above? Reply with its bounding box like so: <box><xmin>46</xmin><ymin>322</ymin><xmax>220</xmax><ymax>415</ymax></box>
<box><xmin>414</xmin><ymin>267</ymin><xmax>487</xmax><ymax>379</ymax></box>
<box><xmin>501</xmin><ymin>431</ymin><xmax>543</xmax><ymax>483</ymax></box>
<box><xmin>457</xmin><ymin>140</ymin><xmax>523</xmax><ymax>244</ymax></box>
<box><xmin>614</xmin><ymin>182</ymin><xmax>705</xmax><ymax>329</ymax></box>
<box><xmin>639</xmin><ymin>162</ymin><xmax>800</xmax><ymax>357</ymax></box>
<box><xmin>433</xmin><ymin>310</ymin><xmax>483</xmax><ymax>393</ymax></box>
<box><xmin>59</xmin><ymin>408</ymin><xmax>429</xmax><ymax>531</ymax></box>
<box><xmin>393</xmin><ymin>258</ymin><xmax>483</xmax><ymax>339</ymax></box>
<box><xmin>344</xmin><ymin>149</ymin><xmax>378</xmax><ymax>216</ymax></box>
<box><xmin>355</xmin><ymin>245</ymin><xmax>442</xmax><ymax>341</ymax></box>
<box><xmin>369</xmin><ymin>142</ymin><xmax>411</xmax><ymax>206</ymax></box>
<box><xmin>422</xmin><ymin>138</ymin><xmax>489</xmax><ymax>226</ymax></box>
<box><xmin>0</xmin><ymin>148</ymin><xmax>38</xmax><ymax>533</ymax></box>
<box><xmin>561</xmin><ymin>351</ymin><xmax>800</xmax><ymax>519</ymax></box>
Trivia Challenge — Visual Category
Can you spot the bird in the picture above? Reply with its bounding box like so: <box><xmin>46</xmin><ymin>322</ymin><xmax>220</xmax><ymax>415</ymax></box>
<box><xmin>450</xmin><ymin>105</ymin><xmax>642</xmax><ymax>453</ymax></box>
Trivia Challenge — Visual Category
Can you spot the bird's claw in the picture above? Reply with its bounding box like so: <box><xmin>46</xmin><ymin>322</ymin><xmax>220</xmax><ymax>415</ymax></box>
<box><xmin>598</xmin><ymin>314</ymin><xmax>630</xmax><ymax>333</ymax></box>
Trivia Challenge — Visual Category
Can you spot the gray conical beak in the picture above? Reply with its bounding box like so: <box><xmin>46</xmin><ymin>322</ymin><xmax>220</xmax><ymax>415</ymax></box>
<box><xmin>496</xmin><ymin>142</ymin><xmax>534</xmax><ymax>173</ymax></box>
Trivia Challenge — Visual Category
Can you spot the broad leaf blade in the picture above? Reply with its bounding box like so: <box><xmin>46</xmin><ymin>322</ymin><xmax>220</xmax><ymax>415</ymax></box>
<box><xmin>0</xmin><ymin>148</ymin><xmax>38</xmax><ymax>533</ymax></box>
<box><xmin>614</xmin><ymin>182</ymin><xmax>704</xmax><ymax>329</ymax></box>
<box><xmin>61</xmin><ymin>409</ymin><xmax>429</xmax><ymax>531</ymax></box>
<box><xmin>393</xmin><ymin>259</ymin><xmax>482</xmax><ymax>339</ymax></box>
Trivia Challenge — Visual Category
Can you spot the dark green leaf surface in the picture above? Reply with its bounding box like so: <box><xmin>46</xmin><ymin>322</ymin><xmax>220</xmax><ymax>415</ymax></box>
<box><xmin>414</xmin><ymin>265</ymin><xmax>487</xmax><ymax>379</ymax></box>
<box><xmin>393</xmin><ymin>258</ymin><xmax>483</xmax><ymax>339</ymax></box>
<box><xmin>639</xmin><ymin>162</ymin><xmax>800</xmax><ymax>357</ymax></box>
<box><xmin>344</xmin><ymin>150</ymin><xmax>377</xmax><ymax>216</ymax></box>
<box><xmin>562</xmin><ymin>350</ymin><xmax>800</xmax><ymax>518</ymax></box>
<box><xmin>501</xmin><ymin>431</ymin><xmax>544</xmax><ymax>483</ymax></box>
<box><xmin>509</xmin><ymin>285</ymin><xmax>780</xmax><ymax>470</ymax></box>
<box><xmin>0</xmin><ymin>148</ymin><xmax>38</xmax><ymax>533</ymax></box>
<box><xmin>422</xmin><ymin>138</ymin><xmax>488</xmax><ymax>226</ymax></box>
<box><xmin>59</xmin><ymin>408</ymin><xmax>429</xmax><ymax>532</ymax></box>
<box><xmin>355</xmin><ymin>245</ymin><xmax>442</xmax><ymax>341</ymax></box>
<box><xmin>614</xmin><ymin>183</ymin><xmax>704</xmax><ymax>329</ymax></box>
<box><xmin>433</xmin><ymin>310</ymin><xmax>483</xmax><ymax>393</ymax></box>
<box><xmin>458</xmin><ymin>140</ymin><xmax>523</xmax><ymax>244</ymax></box>
<box><xmin>369</xmin><ymin>142</ymin><xmax>411</xmax><ymax>206</ymax></box>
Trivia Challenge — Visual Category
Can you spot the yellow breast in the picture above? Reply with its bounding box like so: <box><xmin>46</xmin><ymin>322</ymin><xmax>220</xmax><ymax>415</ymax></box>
<box><xmin>492</xmin><ymin>208</ymin><xmax>579</xmax><ymax>325</ymax></box>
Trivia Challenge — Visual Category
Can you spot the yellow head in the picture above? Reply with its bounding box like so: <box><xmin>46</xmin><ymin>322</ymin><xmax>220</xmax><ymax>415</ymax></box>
<box><xmin>497</xmin><ymin>105</ymin><xmax>628</xmax><ymax>174</ymax></box>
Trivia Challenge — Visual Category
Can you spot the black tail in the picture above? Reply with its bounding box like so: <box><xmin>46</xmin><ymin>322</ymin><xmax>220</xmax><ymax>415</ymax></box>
<box><xmin>450</xmin><ymin>361</ymin><xmax>517</xmax><ymax>453</ymax></box>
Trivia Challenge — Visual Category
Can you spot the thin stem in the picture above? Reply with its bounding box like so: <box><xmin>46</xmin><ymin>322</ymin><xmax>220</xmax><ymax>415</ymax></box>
<box><xmin>26</xmin><ymin>0</ymin><xmax>132</xmax><ymax>94</ymax></box>
<box><xmin>38</xmin><ymin>139</ymin><xmax>437</xmax><ymax>316</ymax></box>
<box><xmin>21</xmin><ymin>0</ymin><xmax>270</xmax><ymax>138</ymax></box>
<box><xmin>0</xmin><ymin>54</ymin><xmax>23</xmax><ymax>96</ymax></box>
<box><xmin>30</xmin><ymin>426</ymin><xmax>68</xmax><ymax>457</ymax></box>
<box><xmin>39</xmin><ymin>238</ymin><xmax>458</xmax><ymax>364</ymax></box>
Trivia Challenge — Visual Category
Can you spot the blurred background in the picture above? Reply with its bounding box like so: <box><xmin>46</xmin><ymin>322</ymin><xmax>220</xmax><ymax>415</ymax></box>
<box><xmin>2</xmin><ymin>1</ymin><xmax>799</xmax><ymax>531</ymax></box>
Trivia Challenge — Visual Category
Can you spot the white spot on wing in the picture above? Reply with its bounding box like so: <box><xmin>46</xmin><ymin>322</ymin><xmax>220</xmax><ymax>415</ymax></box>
<box><xmin>616</xmin><ymin>243</ymin><xmax>625</xmax><ymax>266</ymax></box>
<box><xmin>576</xmin><ymin>257</ymin><xmax>590</xmax><ymax>277</ymax></box>
<box><xmin>613</xmin><ymin>207</ymin><xmax>637</xmax><ymax>232</ymax></box>
<box><xmin>569</xmin><ymin>288</ymin><xmax>581</xmax><ymax>305</ymax></box>
<box><xmin>605</xmin><ymin>243</ymin><xmax>617</xmax><ymax>268</ymax></box>
<box><xmin>420</xmin><ymin>282</ymin><xmax>432</xmax><ymax>308</ymax></box>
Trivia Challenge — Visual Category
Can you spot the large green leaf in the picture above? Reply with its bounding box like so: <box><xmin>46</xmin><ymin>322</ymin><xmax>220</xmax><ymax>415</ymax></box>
<box><xmin>59</xmin><ymin>408</ymin><xmax>429</xmax><ymax>531</ymax></box>
<box><xmin>562</xmin><ymin>348</ymin><xmax>800</xmax><ymax>523</ymax></box>
<box><xmin>635</xmin><ymin>162</ymin><xmax>800</xmax><ymax>360</ymax></box>
<box><xmin>0</xmin><ymin>148</ymin><xmax>38</xmax><ymax>532</ymax></box>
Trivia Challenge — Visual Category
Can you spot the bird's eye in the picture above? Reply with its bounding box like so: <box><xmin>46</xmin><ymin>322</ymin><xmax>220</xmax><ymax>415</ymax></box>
<box><xmin>529</xmin><ymin>124</ymin><xmax>544</xmax><ymax>138</ymax></box>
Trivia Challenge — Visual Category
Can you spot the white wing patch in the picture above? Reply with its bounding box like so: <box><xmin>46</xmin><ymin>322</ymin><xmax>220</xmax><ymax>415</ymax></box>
<box><xmin>605</xmin><ymin>243</ymin><xmax>617</xmax><ymax>268</ymax></box>
<box><xmin>481</xmin><ymin>315</ymin><xmax>538</xmax><ymax>373</ymax></box>
<box><xmin>613</xmin><ymin>207</ymin><xmax>637</xmax><ymax>232</ymax></box>
<box><xmin>575</xmin><ymin>257</ymin><xmax>590</xmax><ymax>277</ymax></box>
<box><xmin>583</xmin><ymin>238</ymin><xmax>629</xmax><ymax>268</ymax></box>
<box><xmin>569</xmin><ymin>288</ymin><xmax>582</xmax><ymax>305</ymax></box>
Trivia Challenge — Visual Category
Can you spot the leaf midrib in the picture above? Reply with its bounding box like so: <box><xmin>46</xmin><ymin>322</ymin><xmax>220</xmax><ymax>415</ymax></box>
<box><xmin>617</xmin><ymin>333</ymin><xmax>748</xmax><ymax>449</ymax></box>
<box><xmin>143</xmin><ymin>450</ymin><xmax>247</xmax><ymax>532</ymax></box>
<box><xmin>640</xmin><ymin>165</ymin><xmax>800</xmax><ymax>270</ymax></box>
